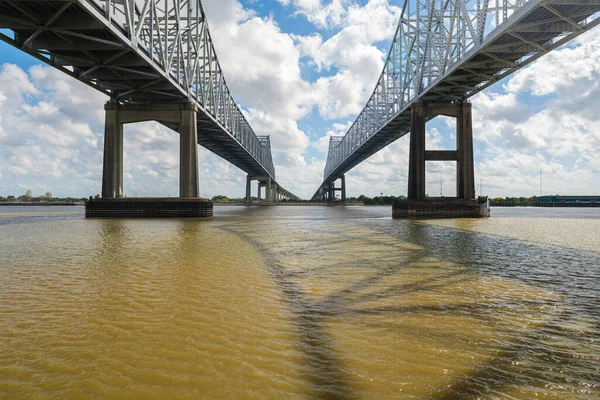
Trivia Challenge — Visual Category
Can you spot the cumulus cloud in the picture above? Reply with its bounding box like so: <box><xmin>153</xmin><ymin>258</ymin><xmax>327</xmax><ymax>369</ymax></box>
<box><xmin>0</xmin><ymin>63</ymin><xmax>105</xmax><ymax>195</ymax></box>
<box><xmin>293</xmin><ymin>0</ymin><xmax>401</xmax><ymax>120</ymax></box>
<box><xmin>279</xmin><ymin>0</ymin><xmax>349</xmax><ymax>29</ymax></box>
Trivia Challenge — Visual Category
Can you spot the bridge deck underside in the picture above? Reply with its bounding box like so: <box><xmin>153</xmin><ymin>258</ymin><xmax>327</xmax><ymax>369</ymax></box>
<box><xmin>315</xmin><ymin>0</ymin><xmax>600</xmax><ymax>199</ymax></box>
<box><xmin>194</xmin><ymin>115</ymin><xmax>272</xmax><ymax>178</ymax></box>
<box><xmin>1</xmin><ymin>0</ymin><xmax>287</xmax><ymax>190</ymax></box>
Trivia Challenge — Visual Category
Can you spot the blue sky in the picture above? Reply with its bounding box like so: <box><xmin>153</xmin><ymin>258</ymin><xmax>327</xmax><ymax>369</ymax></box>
<box><xmin>1</xmin><ymin>0</ymin><xmax>600</xmax><ymax>199</ymax></box>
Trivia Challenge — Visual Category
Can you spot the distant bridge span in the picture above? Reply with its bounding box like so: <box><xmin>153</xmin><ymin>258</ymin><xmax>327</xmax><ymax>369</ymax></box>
<box><xmin>312</xmin><ymin>0</ymin><xmax>600</xmax><ymax>203</ymax></box>
<box><xmin>0</xmin><ymin>0</ymin><xmax>299</xmax><ymax>202</ymax></box>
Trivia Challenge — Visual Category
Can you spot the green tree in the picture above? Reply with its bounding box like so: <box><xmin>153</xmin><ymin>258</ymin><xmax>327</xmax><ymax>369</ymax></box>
<box><xmin>19</xmin><ymin>190</ymin><xmax>33</xmax><ymax>201</ymax></box>
<box><xmin>212</xmin><ymin>195</ymin><xmax>230</xmax><ymax>202</ymax></box>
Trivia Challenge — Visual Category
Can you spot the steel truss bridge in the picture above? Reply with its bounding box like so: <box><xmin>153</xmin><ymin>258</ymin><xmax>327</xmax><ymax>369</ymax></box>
<box><xmin>312</xmin><ymin>0</ymin><xmax>600</xmax><ymax>200</ymax></box>
<box><xmin>0</xmin><ymin>0</ymin><xmax>299</xmax><ymax>201</ymax></box>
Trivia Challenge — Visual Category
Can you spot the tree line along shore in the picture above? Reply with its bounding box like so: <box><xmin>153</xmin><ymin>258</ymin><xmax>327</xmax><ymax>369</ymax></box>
<box><xmin>3</xmin><ymin>191</ymin><xmax>597</xmax><ymax>207</ymax></box>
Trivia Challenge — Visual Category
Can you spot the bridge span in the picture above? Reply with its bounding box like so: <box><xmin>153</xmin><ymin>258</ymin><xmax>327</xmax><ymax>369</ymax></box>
<box><xmin>312</xmin><ymin>0</ymin><xmax>600</xmax><ymax>215</ymax></box>
<box><xmin>0</xmin><ymin>0</ymin><xmax>299</xmax><ymax>206</ymax></box>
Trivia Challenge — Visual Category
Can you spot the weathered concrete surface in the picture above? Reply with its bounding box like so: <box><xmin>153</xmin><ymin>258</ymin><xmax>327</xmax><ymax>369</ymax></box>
<box><xmin>392</xmin><ymin>197</ymin><xmax>490</xmax><ymax>219</ymax></box>
<box><xmin>101</xmin><ymin>102</ymin><xmax>200</xmax><ymax>200</ymax></box>
<box><xmin>86</xmin><ymin>197</ymin><xmax>213</xmax><ymax>218</ymax></box>
<box><xmin>408</xmin><ymin>102</ymin><xmax>475</xmax><ymax>202</ymax></box>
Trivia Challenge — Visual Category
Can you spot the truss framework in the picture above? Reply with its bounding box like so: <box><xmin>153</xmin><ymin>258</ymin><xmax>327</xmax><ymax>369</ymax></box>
<box><xmin>315</xmin><ymin>0</ymin><xmax>600</xmax><ymax>199</ymax></box>
<box><xmin>0</xmin><ymin>0</ymin><xmax>276</xmax><ymax>180</ymax></box>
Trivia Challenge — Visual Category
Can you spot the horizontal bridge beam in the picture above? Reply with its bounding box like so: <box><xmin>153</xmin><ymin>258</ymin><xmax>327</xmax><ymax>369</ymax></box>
<box><xmin>425</xmin><ymin>150</ymin><xmax>459</xmax><ymax>161</ymax></box>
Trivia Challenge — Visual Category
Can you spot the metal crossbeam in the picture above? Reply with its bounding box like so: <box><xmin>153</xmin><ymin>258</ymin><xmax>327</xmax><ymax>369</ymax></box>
<box><xmin>313</xmin><ymin>0</ymin><xmax>600</xmax><ymax>200</ymax></box>
<box><xmin>0</xmin><ymin>0</ymin><xmax>299</xmax><ymax>195</ymax></box>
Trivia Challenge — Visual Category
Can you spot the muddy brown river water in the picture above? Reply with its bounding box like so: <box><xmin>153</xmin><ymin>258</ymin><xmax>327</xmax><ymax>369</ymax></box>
<box><xmin>0</xmin><ymin>205</ymin><xmax>599</xmax><ymax>399</ymax></box>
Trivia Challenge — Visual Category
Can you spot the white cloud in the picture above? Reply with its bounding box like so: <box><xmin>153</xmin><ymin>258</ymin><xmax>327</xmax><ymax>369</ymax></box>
<box><xmin>505</xmin><ymin>29</ymin><xmax>600</xmax><ymax>97</ymax></box>
<box><xmin>313</xmin><ymin>120</ymin><xmax>353</xmax><ymax>153</ymax></box>
<box><xmin>280</xmin><ymin>0</ymin><xmax>349</xmax><ymax>29</ymax></box>
<box><xmin>294</xmin><ymin>0</ymin><xmax>401</xmax><ymax>120</ymax></box>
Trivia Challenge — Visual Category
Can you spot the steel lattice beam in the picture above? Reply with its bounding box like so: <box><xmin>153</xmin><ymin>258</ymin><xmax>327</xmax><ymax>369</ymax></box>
<box><xmin>0</xmin><ymin>0</ymin><xmax>300</xmax><ymax>196</ymax></box>
<box><xmin>313</xmin><ymin>0</ymin><xmax>600</xmax><ymax>200</ymax></box>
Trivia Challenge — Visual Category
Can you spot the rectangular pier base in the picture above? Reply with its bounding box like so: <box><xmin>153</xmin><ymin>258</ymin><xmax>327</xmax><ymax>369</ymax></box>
<box><xmin>86</xmin><ymin>197</ymin><xmax>213</xmax><ymax>218</ymax></box>
<box><xmin>393</xmin><ymin>197</ymin><xmax>490</xmax><ymax>219</ymax></box>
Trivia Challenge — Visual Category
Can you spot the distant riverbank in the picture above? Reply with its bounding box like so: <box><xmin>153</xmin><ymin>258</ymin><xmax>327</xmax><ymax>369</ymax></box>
<box><xmin>491</xmin><ymin>202</ymin><xmax>599</xmax><ymax>207</ymax></box>
<box><xmin>0</xmin><ymin>201</ymin><xmax>84</xmax><ymax>206</ymax></box>
<box><xmin>215</xmin><ymin>202</ymin><xmax>366</xmax><ymax>206</ymax></box>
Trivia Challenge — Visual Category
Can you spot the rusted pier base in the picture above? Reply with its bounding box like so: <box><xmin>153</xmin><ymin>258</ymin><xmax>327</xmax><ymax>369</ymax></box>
<box><xmin>86</xmin><ymin>197</ymin><xmax>213</xmax><ymax>218</ymax></box>
<box><xmin>393</xmin><ymin>197</ymin><xmax>490</xmax><ymax>219</ymax></box>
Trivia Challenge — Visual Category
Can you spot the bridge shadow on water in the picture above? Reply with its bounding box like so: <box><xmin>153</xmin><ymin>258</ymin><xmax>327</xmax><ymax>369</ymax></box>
<box><xmin>219</xmin><ymin>207</ymin><xmax>600</xmax><ymax>399</ymax></box>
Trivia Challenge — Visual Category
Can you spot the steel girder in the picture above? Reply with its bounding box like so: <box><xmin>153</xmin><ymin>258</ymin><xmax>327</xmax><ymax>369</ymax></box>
<box><xmin>276</xmin><ymin>186</ymin><xmax>301</xmax><ymax>201</ymax></box>
<box><xmin>0</xmin><ymin>0</ymin><xmax>298</xmax><ymax>194</ymax></box>
<box><xmin>313</xmin><ymin>0</ymin><xmax>600</xmax><ymax>200</ymax></box>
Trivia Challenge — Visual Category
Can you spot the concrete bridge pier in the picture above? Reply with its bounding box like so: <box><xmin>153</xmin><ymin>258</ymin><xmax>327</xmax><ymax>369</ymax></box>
<box><xmin>101</xmin><ymin>106</ymin><xmax>123</xmax><ymax>199</ymax></box>
<box><xmin>332</xmin><ymin>175</ymin><xmax>346</xmax><ymax>203</ymax></box>
<box><xmin>246</xmin><ymin>175</ymin><xmax>252</xmax><ymax>204</ymax></box>
<box><xmin>321</xmin><ymin>181</ymin><xmax>331</xmax><ymax>202</ymax></box>
<box><xmin>266</xmin><ymin>178</ymin><xmax>273</xmax><ymax>202</ymax></box>
<box><xmin>396</xmin><ymin>102</ymin><xmax>488</xmax><ymax>218</ymax></box>
<box><xmin>101</xmin><ymin>101</ymin><xmax>200</xmax><ymax>199</ymax></box>
<box><xmin>247</xmin><ymin>176</ymin><xmax>277</xmax><ymax>205</ymax></box>
<box><xmin>257</xmin><ymin>182</ymin><xmax>263</xmax><ymax>202</ymax></box>
<box><xmin>179</xmin><ymin>104</ymin><xmax>199</xmax><ymax>198</ymax></box>
<box><xmin>321</xmin><ymin>176</ymin><xmax>346</xmax><ymax>204</ymax></box>
<box><xmin>87</xmin><ymin>101</ymin><xmax>212</xmax><ymax>218</ymax></box>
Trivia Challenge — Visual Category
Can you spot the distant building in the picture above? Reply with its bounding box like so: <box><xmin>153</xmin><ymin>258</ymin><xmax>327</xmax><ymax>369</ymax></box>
<box><xmin>537</xmin><ymin>195</ymin><xmax>599</xmax><ymax>203</ymax></box>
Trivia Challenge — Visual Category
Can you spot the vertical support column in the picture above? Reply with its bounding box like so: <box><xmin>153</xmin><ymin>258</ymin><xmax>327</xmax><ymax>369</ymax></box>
<box><xmin>246</xmin><ymin>175</ymin><xmax>252</xmax><ymax>204</ymax></box>
<box><xmin>328</xmin><ymin>181</ymin><xmax>334</xmax><ymax>202</ymax></box>
<box><xmin>457</xmin><ymin>103</ymin><xmax>475</xmax><ymax>200</ymax></box>
<box><xmin>341</xmin><ymin>175</ymin><xmax>346</xmax><ymax>203</ymax></box>
<box><xmin>408</xmin><ymin>103</ymin><xmax>426</xmax><ymax>201</ymax></box>
<box><xmin>258</xmin><ymin>183</ymin><xmax>262</xmax><ymax>201</ymax></box>
<box><xmin>102</xmin><ymin>103</ymin><xmax>123</xmax><ymax>199</ymax></box>
<box><xmin>179</xmin><ymin>103</ymin><xmax>199</xmax><ymax>198</ymax></box>
<box><xmin>266</xmin><ymin>179</ymin><xmax>272</xmax><ymax>202</ymax></box>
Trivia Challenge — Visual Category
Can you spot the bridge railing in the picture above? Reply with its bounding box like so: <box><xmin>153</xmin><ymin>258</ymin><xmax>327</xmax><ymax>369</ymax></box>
<box><xmin>85</xmin><ymin>0</ymin><xmax>275</xmax><ymax>179</ymax></box>
<box><xmin>323</xmin><ymin>0</ymin><xmax>531</xmax><ymax>180</ymax></box>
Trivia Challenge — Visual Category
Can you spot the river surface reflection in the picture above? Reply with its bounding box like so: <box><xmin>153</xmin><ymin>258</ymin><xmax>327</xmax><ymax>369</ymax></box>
<box><xmin>0</xmin><ymin>206</ymin><xmax>599</xmax><ymax>399</ymax></box>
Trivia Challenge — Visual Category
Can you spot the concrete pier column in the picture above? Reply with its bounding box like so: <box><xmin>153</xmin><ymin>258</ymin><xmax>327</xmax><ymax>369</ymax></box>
<box><xmin>328</xmin><ymin>182</ymin><xmax>334</xmax><ymax>202</ymax></box>
<box><xmin>258</xmin><ymin>183</ymin><xmax>262</xmax><ymax>201</ymax></box>
<box><xmin>266</xmin><ymin>179</ymin><xmax>272</xmax><ymax>202</ymax></box>
<box><xmin>457</xmin><ymin>103</ymin><xmax>475</xmax><ymax>200</ymax></box>
<box><xmin>246</xmin><ymin>175</ymin><xmax>252</xmax><ymax>204</ymax></box>
<box><xmin>179</xmin><ymin>104</ymin><xmax>199</xmax><ymax>198</ymax></box>
<box><xmin>408</xmin><ymin>103</ymin><xmax>426</xmax><ymax>201</ymax></box>
<box><xmin>341</xmin><ymin>175</ymin><xmax>346</xmax><ymax>203</ymax></box>
<box><xmin>102</xmin><ymin>104</ymin><xmax>123</xmax><ymax>198</ymax></box>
